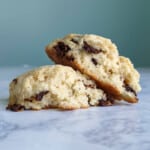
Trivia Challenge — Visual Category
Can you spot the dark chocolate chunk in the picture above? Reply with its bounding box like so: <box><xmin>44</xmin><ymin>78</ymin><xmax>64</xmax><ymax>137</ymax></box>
<box><xmin>106</xmin><ymin>94</ymin><xmax>115</xmax><ymax>104</ymax></box>
<box><xmin>91</xmin><ymin>58</ymin><xmax>98</xmax><ymax>65</ymax></box>
<box><xmin>98</xmin><ymin>99</ymin><xmax>113</xmax><ymax>106</ymax></box>
<box><xmin>99</xmin><ymin>100</ymin><xmax>107</xmax><ymax>106</ymax></box>
<box><xmin>66</xmin><ymin>55</ymin><xmax>75</xmax><ymax>61</ymax></box>
<box><xmin>83</xmin><ymin>41</ymin><xmax>103</xmax><ymax>54</ymax></box>
<box><xmin>35</xmin><ymin>91</ymin><xmax>49</xmax><ymax>101</ymax></box>
<box><xmin>71</xmin><ymin>38</ymin><xmax>78</xmax><ymax>44</ymax></box>
<box><xmin>53</xmin><ymin>42</ymin><xmax>71</xmax><ymax>57</ymax></box>
<box><xmin>24</xmin><ymin>98</ymin><xmax>33</xmax><ymax>102</ymax></box>
<box><xmin>12</xmin><ymin>78</ymin><xmax>18</xmax><ymax>84</ymax></box>
<box><xmin>124</xmin><ymin>84</ymin><xmax>137</xmax><ymax>96</ymax></box>
<box><xmin>7</xmin><ymin>104</ymin><xmax>24</xmax><ymax>112</ymax></box>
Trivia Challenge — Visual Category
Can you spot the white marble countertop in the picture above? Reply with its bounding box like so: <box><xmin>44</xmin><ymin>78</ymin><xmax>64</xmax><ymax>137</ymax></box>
<box><xmin>0</xmin><ymin>66</ymin><xmax>150</xmax><ymax>150</ymax></box>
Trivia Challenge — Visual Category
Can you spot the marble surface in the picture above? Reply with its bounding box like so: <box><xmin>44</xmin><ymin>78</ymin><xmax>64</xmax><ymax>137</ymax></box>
<box><xmin>0</xmin><ymin>66</ymin><xmax>150</xmax><ymax>150</ymax></box>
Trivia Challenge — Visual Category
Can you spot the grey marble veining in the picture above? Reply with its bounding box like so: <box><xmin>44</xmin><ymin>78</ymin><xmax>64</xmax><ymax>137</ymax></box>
<box><xmin>0</xmin><ymin>67</ymin><xmax>150</xmax><ymax>150</ymax></box>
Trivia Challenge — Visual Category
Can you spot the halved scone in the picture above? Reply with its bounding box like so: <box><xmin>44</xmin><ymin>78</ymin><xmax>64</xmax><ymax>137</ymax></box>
<box><xmin>45</xmin><ymin>34</ymin><xmax>141</xmax><ymax>103</ymax></box>
<box><xmin>7</xmin><ymin>65</ymin><xmax>113</xmax><ymax>111</ymax></box>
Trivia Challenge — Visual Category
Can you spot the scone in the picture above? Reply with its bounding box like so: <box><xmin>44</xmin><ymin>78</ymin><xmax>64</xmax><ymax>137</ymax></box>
<box><xmin>119</xmin><ymin>56</ymin><xmax>141</xmax><ymax>100</ymax></box>
<box><xmin>45</xmin><ymin>34</ymin><xmax>141</xmax><ymax>103</ymax></box>
<box><xmin>7</xmin><ymin>65</ymin><xmax>114</xmax><ymax>111</ymax></box>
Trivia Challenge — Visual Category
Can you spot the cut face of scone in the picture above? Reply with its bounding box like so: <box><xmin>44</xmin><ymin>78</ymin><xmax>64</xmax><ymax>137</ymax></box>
<box><xmin>7</xmin><ymin>65</ymin><xmax>114</xmax><ymax>111</ymax></box>
<box><xmin>45</xmin><ymin>34</ymin><xmax>141</xmax><ymax>103</ymax></box>
<box><xmin>119</xmin><ymin>56</ymin><xmax>141</xmax><ymax>101</ymax></box>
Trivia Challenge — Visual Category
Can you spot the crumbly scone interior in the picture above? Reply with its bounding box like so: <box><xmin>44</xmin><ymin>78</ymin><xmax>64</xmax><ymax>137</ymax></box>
<box><xmin>8</xmin><ymin>65</ymin><xmax>110</xmax><ymax>111</ymax></box>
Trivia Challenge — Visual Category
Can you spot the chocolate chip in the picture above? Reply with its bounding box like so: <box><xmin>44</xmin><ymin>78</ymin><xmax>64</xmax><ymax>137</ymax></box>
<box><xmin>66</xmin><ymin>55</ymin><xmax>75</xmax><ymax>61</ymax></box>
<box><xmin>91</xmin><ymin>58</ymin><xmax>98</xmax><ymax>65</ymax></box>
<box><xmin>24</xmin><ymin>98</ymin><xmax>33</xmax><ymax>102</ymax></box>
<box><xmin>12</xmin><ymin>78</ymin><xmax>18</xmax><ymax>84</ymax></box>
<box><xmin>53</xmin><ymin>42</ymin><xmax>71</xmax><ymax>57</ymax></box>
<box><xmin>7</xmin><ymin>104</ymin><xmax>24</xmax><ymax>111</ymax></box>
<box><xmin>124</xmin><ymin>83</ymin><xmax>137</xmax><ymax>96</ymax></box>
<box><xmin>83</xmin><ymin>41</ymin><xmax>103</xmax><ymax>54</ymax></box>
<box><xmin>35</xmin><ymin>91</ymin><xmax>49</xmax><ymax>101</ymax></box>
<box><xmin>99</xmin><ymin>100</ymin><xmax>107</xmax><ymax>106</ymax></box>
<box><xmin>98</xmin><ymin>99</ymin><xmax>113</xmax><ymax>106</ymax></box>
<box><xmin>71</xmin><ymin>38</ymin><xmax>78</xmax><ymax>44</ymax></box>
<box><xmin>106</xmin><ymin>94</ymin><xmax>115</xmax><ymax>104</ymax></box>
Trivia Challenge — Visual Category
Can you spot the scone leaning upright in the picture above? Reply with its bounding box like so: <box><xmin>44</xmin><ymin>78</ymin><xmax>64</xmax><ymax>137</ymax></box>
<box><xmin>7</xmin><ymin>65</ymin><xmax>113</xmax><ymax>111</ymax></box>
<box><xmin>45</xmin><ymin>34</ymin><xmax>141</xmax><ymax>103</ymax></box>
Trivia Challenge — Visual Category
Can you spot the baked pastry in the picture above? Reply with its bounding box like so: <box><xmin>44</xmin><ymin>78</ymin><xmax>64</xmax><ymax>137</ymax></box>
<box><xmin>119</xmin><ymin>56</ymin><xmax>141</xmax><ymax>101</ymax></box>
<box><xmin>45</xmin><ymin>34</ymin><xmax>141</xmax><ymax>103</ymax></box>
<box><xmin>7</xmin><ymin>65</ymin><xmax>113</xmax><ymax>111</ymax></box>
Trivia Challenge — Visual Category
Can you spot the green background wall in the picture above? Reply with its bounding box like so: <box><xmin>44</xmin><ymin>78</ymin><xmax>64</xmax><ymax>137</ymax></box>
<box><xmin>0</xmin><ymin>0</ymin><xmax>150</xmax><ymax>67</ymax></box>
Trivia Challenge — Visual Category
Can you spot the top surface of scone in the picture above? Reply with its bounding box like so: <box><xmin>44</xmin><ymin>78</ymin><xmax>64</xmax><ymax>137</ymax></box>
<box><xmin>7</xmin><ymin>65</ymin><xmax>113</xmax><ymax>111</ymax></box>
<box><xmin>45</xmin><ymin>34</ymin><xmax>141</xmax><ymax>103</ymax></box>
